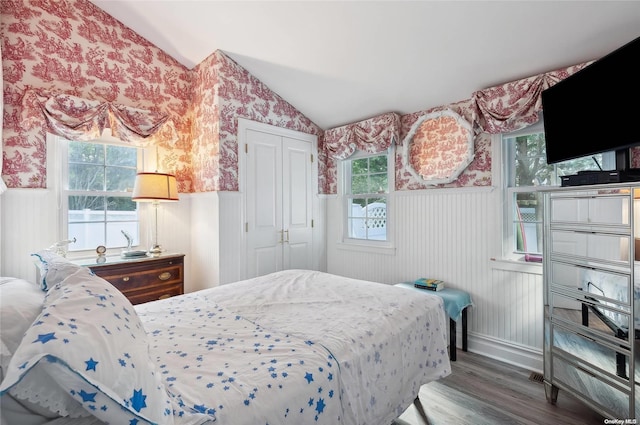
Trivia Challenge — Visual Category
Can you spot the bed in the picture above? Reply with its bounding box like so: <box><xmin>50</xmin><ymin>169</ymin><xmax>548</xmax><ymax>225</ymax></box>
<box><xmin>0</xmin><ymin>253</ymin><xmax>451</xmax><ymax>425</ymax></box>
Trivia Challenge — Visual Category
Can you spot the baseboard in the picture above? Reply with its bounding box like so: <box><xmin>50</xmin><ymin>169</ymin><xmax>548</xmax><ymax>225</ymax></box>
<box><xmin>461</xmin><ymin>332</ymin><xmax>543</xmax><ymax>373</ymax></box>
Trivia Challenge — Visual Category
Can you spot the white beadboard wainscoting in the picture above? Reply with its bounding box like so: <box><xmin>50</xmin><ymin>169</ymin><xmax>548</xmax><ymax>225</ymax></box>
<box><xmin>1</xmin><ymin>188</ymin><xmax>192</xmax><ymax>289</ymax></box>
<box><xmin>2</xmin><ymin>188</ymin><xmax>327</xmax><ymax>294</ymax></box>
<box><xmin>2</xmin><ymin>185</ymin><xmax>542</xmax><ymax>370</ymax></box>
<box><xmin>326</xmin><ymin>187</ymin><xmax>545</xmax><ymax>372</ymax></box>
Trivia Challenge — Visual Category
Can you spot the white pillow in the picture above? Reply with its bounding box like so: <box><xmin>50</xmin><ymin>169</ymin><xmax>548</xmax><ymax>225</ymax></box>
<box><xmin>0</xmin><ymin>277</ymin><xmax>59</xmax><ymax>423</ymax></box>
<box><xmin>0</xmin><ymin>277</ymin><xmax>45</xmax><ymax>359</ymax></box>
<box><xmin>31</xmin><ymin>250</ymin><xmax>82</xmax><ymax>292</ymax></box>
<box><xmin>0</xmin><ymin>269</ymin><xmax>212</xmax><ymax>424</ymax></box>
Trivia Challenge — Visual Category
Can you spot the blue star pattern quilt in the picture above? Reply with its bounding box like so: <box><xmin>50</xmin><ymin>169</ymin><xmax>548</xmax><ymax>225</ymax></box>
<box><xmin>1</xmin><ymin>263</ymin><xmax>451</xmax><ymax>425</ymax></box>
<box><xmin>137</xmin><ymin>269</ymin><xmax>451</xmax><ymax>425</ymax></box>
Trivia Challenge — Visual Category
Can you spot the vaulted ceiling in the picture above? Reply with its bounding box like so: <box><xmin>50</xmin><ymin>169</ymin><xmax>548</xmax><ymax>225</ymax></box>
<box><xmin>90</xmin><ymin>1</ymin><xmax>640</xmax><ymax>130</ymax></box>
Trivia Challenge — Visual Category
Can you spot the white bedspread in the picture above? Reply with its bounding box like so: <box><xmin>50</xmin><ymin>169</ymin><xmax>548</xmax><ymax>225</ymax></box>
<box><xmin>135</xmin><ymin>270</ymin><xmax>451</xmax><ymax>425</ymax></box>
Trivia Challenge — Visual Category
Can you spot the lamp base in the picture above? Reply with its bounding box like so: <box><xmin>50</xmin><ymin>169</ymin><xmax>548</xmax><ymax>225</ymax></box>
<box><xmin>148</xmin><ymin>244</ymin><xmax>164</xmax><ymax>257</ymax></box>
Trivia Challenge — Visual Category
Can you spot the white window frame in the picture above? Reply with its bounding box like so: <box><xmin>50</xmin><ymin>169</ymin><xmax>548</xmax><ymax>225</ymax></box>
<box><xmin>499</xmin><ymin>118</ymin><xmax>615</xmax><ymax>263</ymax></box>
<box><xmin>47</xmin><ymin>134</ymin><xmax>154</xmax><ymax>257</ymax></box>
<box><xmin>501</xmin><ymin>120</ymin><xmax>547</xmax><ymax>262</ymax></box>
<box><xmin>338</xmin><ymin>147</ymin><xmax>395</xmax><ymax>254</ymax></box>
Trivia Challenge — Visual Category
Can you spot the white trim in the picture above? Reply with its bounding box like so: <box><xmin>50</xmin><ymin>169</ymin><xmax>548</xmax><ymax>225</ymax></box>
<box><xmin>336</xmin><ymin>240</ymin><xmax>396</xmax><ymax>255</ymax></box>
<box><xmin>467</xmin><ymin>332</ymin><xmax>543</xmax><ymax>373</ymax></box>
<box><xmin>339</xmin><ymin>147</ymin><xmax>395</xmax><ymax>247</ymax></box>
<box><xmin>394</xmin><ymin>185</ymin><xmax>495</xmax><ymax>197</ymax></box>
<box><xmin>489</xmin><ymin>257</ymin><xmax>543</xmax><ymax>275</ymax></box>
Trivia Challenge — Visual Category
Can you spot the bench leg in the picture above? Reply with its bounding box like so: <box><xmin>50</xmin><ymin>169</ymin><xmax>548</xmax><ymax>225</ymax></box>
<box><xmin>462</xmin><ymin>307</ymin><xmax>468</xmax><ymax>352</ymax></box>
<box><xmin>449</xmin><ymin>318</ymin><xmax>456</xmax><ymax>361</ymax></box>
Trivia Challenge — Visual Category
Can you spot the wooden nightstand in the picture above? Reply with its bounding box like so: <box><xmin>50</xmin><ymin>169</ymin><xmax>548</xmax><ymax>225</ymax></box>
<box><xmin>74</xmin><ymin>253</ymin><xmax>185</xmax><ymax>305</ymax></box>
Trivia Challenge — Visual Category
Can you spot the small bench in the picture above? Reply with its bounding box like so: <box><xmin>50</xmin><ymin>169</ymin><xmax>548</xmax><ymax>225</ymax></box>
<box><xmin>395</xmin><ymin>282</ymin><xmax>473</xmax><ymax>361</ymax></box>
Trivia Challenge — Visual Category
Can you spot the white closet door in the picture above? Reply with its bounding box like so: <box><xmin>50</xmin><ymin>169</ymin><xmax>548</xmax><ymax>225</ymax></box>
<box><xmin>244</xmin><ymin>128</ymin><xmax>313</xmax><ymax>279</ymax></box>
<box><xmin>246</xmin><ymin>129</ymin><xmax>283</xmax><ymax>277</ymax></box>
<box><xmin>282</xmin><ymin>136</ymin><xmax>313</xmax><ymax>270</ymax></box>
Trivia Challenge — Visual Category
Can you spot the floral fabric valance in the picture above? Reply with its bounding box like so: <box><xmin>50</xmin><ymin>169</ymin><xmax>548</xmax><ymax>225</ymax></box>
<box><xmin>472</xmin><ymin>62</ymin><xmax>591</xmax><ymax>134</ymax></box>
<box><xmin>324</xmin><ymin>112</ymin><xmax>400</xmax><ymax>160</ymax></box>
<box><xmin>21</xmin><ymin>89</ymin><xmax>178</xmax><ymax>146</ymax></box>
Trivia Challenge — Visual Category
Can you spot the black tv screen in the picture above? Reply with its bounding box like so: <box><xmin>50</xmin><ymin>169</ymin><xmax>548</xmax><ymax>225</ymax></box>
<box><xmin>541</xmin><ymin>36</ymin><xmax>640</xmax><ymax>170</ymax></box>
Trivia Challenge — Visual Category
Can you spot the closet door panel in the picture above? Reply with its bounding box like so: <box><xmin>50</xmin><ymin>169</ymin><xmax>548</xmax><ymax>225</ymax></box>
<box><xmin>282</xmin><ymin>137</ymin><xmax>313</xmax><ymax>271</ymax></box>
<box><xmin>246</xmin><ymin>130</ymin><xmax>283</xmax><ymax>278</ymax></box>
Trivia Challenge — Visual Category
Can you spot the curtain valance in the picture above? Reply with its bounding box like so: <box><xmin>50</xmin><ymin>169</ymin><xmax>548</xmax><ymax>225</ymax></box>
<box><xmin>324</xmin><ymin>112</ymin><xmax>400</xmax><ymax>160</ymax></box>
<box><xmin>472</xmin><ymin>62</ymin><xmax>591</xmax><ymax>134</ymax></box>
<box><xmin>21</xmin><ymin>89</ymin><xmax>178</xmax><ymax>146</ymax></box>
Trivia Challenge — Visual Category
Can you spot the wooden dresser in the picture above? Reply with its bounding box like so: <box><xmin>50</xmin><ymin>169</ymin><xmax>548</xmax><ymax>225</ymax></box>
<box><xmin>75</xmin><ymin>253</ymin><xmax>185</xmax><ymax>305</ymax></box>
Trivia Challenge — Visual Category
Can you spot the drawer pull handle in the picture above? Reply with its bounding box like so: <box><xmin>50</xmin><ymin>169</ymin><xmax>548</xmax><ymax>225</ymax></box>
<box><xmin>122</xmin><ymin>276</ymin><xmax>130</xmax><ymax>282</ymax></box>
<box><xmin>158</xmin><ymin>294</ymin><xmax>171</xmax><ymax>300</ymax></box>
<box><xmin>158</xmin><ymin>272</ymin><xmax>172</xmax><ymax>281</ymax></box>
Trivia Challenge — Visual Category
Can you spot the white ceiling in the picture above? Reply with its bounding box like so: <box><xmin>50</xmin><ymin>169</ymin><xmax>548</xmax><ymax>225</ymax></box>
<box><xmin>90</xmin><ymin>1</ymin><xmax>640</xmax><ymax>130</ymax></box>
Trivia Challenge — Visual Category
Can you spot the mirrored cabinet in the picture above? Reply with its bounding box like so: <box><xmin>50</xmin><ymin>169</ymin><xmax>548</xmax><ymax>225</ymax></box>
<box><xmin>543</xmin><ymin>184</ymin><xmax>639</xmax><ymax>419</ymax></box>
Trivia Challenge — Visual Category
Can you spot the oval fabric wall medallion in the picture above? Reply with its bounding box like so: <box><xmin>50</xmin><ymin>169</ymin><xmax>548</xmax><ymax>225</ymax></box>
<box><xmin>402</xmin><ymin>109</ymin><xmax>474</xmax><ymax>185</ymax></box>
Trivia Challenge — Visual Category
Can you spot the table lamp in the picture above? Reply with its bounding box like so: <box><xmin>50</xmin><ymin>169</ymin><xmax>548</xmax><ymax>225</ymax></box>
<box><xmin>132</xmin><ymin>172</ymin><xmax>178</xmax><ymax>256</ymax></box>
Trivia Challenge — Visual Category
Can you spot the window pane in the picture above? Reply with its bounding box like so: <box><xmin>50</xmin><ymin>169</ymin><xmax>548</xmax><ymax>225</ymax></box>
<box><xmin>344</xmin><ymin>152</ymin><xmax>389</xmax><ymax>242</ymax></box>
<box><xmin>364</xmin><ymin>199</ymin><xmax>386</xmax><ymax>240</ymax></box>
<box><xmin>65</xmin><ymin>140</ymin><xmax>140</xmax><ymax>251</ymax></box>
<box><xmin>68</xmin><ymin>164</ymin><xmax>105</xmax><ymax>191</ymax></box>
<box><xmin>106</xmin><ymin>167</ymin><xmax>137</xmax><ymax>191</ymax></box>
<box><xmin>351</xmin><ymin>158</ymin><xmax>369</xmax><ymax>175</ymax></box>
<box><xmin>510</xmin><ymin>133</ymin><xmax>552</xmax><ymax>187</ymax></box>
<box><xmin>369</xmin><ymin>173</ymin><xmax>388</xmax><ymax>194</ymax></box>
<box><xmin>68</xmin><ymin>141</ymin><xmax>104</xmax><ymax>164</ymax></box>
<box><xmin>106</xmin><ymin>196</ymin><xmax>137</xmax><ymax>219</ymax></box>
<box><xmin>68</xmin><ymin>196</ymin><xmax>105</xmax><ymax>220</ymax></box>
<box><xmin>369</xmin><ymin>155</ymin><xmax>387</xmax><ymax>173</ymax></box>
<box><xmin>515</xmin><ymin>192</ymin><xmax>543</xmax><ymax>255</ymax></box>
<box><xmin>69</xmin><ymin>222</ymin><xmax>104</xmax><ymax>250</ymax></box>
<box><xmin>556</xmin><ymin>154</ymin><xmax>604</xmax><ymax>176</ymax></box>
<box><xmin>351</xmin><ymin>175</ymin><xmax>368</xmax><ymax>194</ymax></box>
<box><xmin>106</xmin><ymin>221</ymin><xmax>138</xmax><ymax>247</ymax></box>
<box><xmin>348</xmin><ymin>217</ymin><xmax>367</xmax><ymax>238</ymax></box>
<box><xmin>106</xmin><ymin>144</ymin><xmax>137</xmax><ymax>167</ymax></box>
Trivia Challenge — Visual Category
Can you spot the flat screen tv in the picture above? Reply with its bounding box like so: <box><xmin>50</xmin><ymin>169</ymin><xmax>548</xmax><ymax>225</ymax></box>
<box><xmin>541</xmin><ymin>35</ymin><xmax>640</xmax><ymax>181</ymax></box>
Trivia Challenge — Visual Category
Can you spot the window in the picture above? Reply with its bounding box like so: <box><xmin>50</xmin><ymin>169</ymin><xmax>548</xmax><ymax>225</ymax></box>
<box><xmin>502</xmin><ymin>117</ymin><xmax>614</xmax><ymax>261</ymax></box>
<box><xmin>62</xmin><ymin>140</ymin><xmax>142</xmax><ymax>252</ymax></box>
<box><xmin>342</xmin><ymin>149</ymin><xmax>393</xmax><ymax>242</ymax></box>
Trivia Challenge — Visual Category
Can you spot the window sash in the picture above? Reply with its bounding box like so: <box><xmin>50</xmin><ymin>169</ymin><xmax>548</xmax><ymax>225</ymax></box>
<box><xmin>60</xmin><ymin>140</ymin><xmax>143</xmax><ymax>252</ymax></box>
<box><xmin>342</xmin><ymin>149</ymin><xmax>393</xmax><ymax>243</ymax></box>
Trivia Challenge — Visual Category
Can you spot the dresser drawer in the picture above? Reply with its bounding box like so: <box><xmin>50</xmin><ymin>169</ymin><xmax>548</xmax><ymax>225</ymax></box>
<box><xmin>95</xmin><ymin>262</ymin><xmax>183</xmax><ymax>291</ymax></box>
<box><xmin>550</xmin><ymin>193</ymin><xmax>630</xmax><ymax>226</ymax></box>
<box><xmin>86</xmin><ymin>254</ymin><xmax>184</xmax><ymax>305</ymax></box>
<box><xmin>549</xmin><ymin>229</ymin><xmax>631</xmax><ymax>266</ymax></box>
<box><xmin>549</xmin><ymin>261</ymin><xmax>631</xmax><ymax>304</ymax></box>
<box><xmin>551</xmin><ymin>349</ymin><xmax>632</xmax><ymax>418</ymax></box>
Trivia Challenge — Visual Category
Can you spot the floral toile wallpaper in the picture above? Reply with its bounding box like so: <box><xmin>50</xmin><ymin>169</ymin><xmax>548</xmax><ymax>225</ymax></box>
<box><xmin>190</xmin><ymin>50</ymin><xmax>321</xmax><ymax>192</ymax></box>
<box><xmin>1</xmin><ymin>0</ymin><xmax>194</xmax><ymax>190</ymax></box>
<box><xmin>1</xmin><ymin>0</ymin><xmax>610</xmax><ymax>195</ymax></box>
<box><xmin>1</xmin><ymin>0</ymin><xmax>319</xmax><ymax>193</ymax></box>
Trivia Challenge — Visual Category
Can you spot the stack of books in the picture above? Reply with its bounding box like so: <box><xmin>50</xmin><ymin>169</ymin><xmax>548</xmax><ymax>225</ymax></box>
<box><xmin>414</xmin><ymin>278</ymin><xmax>445</xmax><ymax>291</ymax></box>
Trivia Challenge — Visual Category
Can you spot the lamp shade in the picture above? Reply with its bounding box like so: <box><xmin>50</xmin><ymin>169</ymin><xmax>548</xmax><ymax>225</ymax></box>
<box><xmin>131</xmin><ymin>172</ymin><xmax>179</xmax><ymax>202</ymax></box>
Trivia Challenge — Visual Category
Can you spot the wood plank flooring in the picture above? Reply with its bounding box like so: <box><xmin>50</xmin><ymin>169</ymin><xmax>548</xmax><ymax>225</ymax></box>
<box><xmin>395</xmin><ymin>351</ymin><xmax>606</xmax><ymax>425</ymax></box>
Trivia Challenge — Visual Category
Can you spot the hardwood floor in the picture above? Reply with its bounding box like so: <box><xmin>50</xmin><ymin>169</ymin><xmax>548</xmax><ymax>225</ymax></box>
<box><xmin>395</xmin><ymin>351</ymin><xmax>606</xmax><ymax>425</ymax></box>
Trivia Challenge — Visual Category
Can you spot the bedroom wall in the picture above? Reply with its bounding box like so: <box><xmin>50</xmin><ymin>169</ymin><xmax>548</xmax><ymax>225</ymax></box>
<box><xmin>326</xmin><ymin>185</ymin><xmax>544</xmax><ymax>371</ymax></box>
<box><xmin>189</xmin><ymin>50</ymin><xmax>326</xmax><ymax>286</ymax></box>
<box><xmin>1</xmin><ymin>0</ymin><xmax>326</xmax><ymax>285</ymax></box>
<box><xmin>3</xmin><ymin>0</ymin><xmax>541</xmax><ymax>370</ymax></box>
<box><xmin>0</xmin><ymin>0</ymin><xmax>195</xmax><ymax>281</ymax></box>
